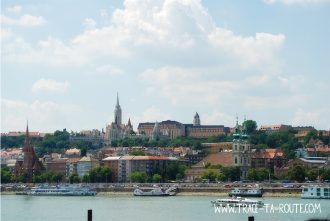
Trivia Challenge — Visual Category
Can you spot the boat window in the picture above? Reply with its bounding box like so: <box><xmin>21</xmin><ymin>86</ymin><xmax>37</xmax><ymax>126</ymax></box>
<box><xmin>303</xmin><ymin>188</ymin><xmax>308</xmax><ymax>192</ymax></box>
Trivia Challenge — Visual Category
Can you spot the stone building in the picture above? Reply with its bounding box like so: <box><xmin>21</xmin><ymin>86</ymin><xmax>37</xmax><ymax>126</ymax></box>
<box><xmin>232</xmin><ymin>119</ymin><xmax>251</xmax><ymax>180</ymax></box>
<box><xmin>105</xmin><ymin>94</ymin><xmax>133</xmax><ymax>144</ymax></box>
<box><xmin>13</xmin><ymin>124</ymin><xmax>45</xmax><ymax>181</ymax></box>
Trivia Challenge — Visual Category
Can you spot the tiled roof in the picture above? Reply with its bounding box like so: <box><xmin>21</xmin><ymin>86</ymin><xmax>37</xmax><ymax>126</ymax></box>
<box><xmin>193</xmin><ymin>152</ymin><xmax>233</xmax><ymax>168</ymax></box>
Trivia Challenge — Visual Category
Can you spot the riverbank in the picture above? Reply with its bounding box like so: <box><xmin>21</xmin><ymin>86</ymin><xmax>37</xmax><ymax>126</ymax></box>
<box><xmin>1</xmin><ymin>188</ymin><xmax>301</xmax><ymax>197</ymax></box>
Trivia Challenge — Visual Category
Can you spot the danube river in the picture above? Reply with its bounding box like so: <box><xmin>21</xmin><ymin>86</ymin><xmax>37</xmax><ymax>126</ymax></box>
<box><xmin>1</xmin><ymin>195</ymin><xmax>330</xmax><ymax>221</ymax></box>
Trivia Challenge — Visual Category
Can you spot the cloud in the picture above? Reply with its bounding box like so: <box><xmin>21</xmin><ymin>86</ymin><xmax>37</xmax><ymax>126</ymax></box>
<box><xmin>2</xmin><ymin>0</ymin><xmax>284</xmax><ymax>69</ymax></box>
<box><xmin>1</xmin><ymin>98</ymin><xmax>81</xmax><ymax>132</ymax></box>
<box><xmin>32</xmin><ymin>79</ymin><xmax>70</xmax><ymax>93</ymax></box>
<box><xmin>82</xmin><ymin>18</ymin><xmax>97</xmax><ymax>29</ymax></box>
<box><xmin>6</xmin><ymin>5</ymin><xmax>22</xmax><ymax>14</ymax></box>
<box><xmin>1</xmin><ymin>14</ymin><xmax>46</xmax><ymax>27</ymax></box>
<box><xmin>291</xmin><ymin>108</ymin><xmax>330</xmax><ymax>130</ymax></box>
<box><xmin>95</xmin><ymin>65</ymin><xmax>124</xmax><ymax>75</ymax></box>
<box><xmin>140</xmin><ymin>106</ymin><xmax>172</xmax><ymax>122</ymax></box>
<box><xmin>264</xmin><ymin>0</ymin><xmax>330</xmax><ymax>5</ymax></box>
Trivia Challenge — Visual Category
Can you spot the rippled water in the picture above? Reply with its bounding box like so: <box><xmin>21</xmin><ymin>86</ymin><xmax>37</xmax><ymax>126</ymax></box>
<box><xmin>1</xmin><ymin>195</ymin><xmax>330</xmax><ymax>221</ymax></box>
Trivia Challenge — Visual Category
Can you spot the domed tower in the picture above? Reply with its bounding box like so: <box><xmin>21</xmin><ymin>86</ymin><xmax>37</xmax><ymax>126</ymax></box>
<box><xmin>193</xmin><ymin>112</ymin><xmax>201</xmax><ymax>126</ymax></box>
<box><xmin>114</xmin><ymin>93</ymin><xmax>122</xmax><ymax>125</ymax></box>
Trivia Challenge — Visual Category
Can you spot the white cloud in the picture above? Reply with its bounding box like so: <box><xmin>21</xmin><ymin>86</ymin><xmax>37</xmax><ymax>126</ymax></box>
<box><xmin>2</xmin><ymin>0</ymin><xmax>284</xmax><ymax>70</ymax></box>
<box><xmin>264</xmin><ymin>0</ymin><xmax>330</xmax><ymax>5</ymax></box>
<box><xmin>291</xmin><ymin>108</ymin><xmax>330</xmax><ymax>130</ymax></box>
<box><xmin>32</xmin><ymin>79</ymin><xmax>70</xmax><ymax>93</ymax></box>
<box><xmin>140</xmin><ymin>106</ymin><xmax>172</xmax><ymax>122</ymax></box>
<box><xmin>1</xmin><ymin>98</ymin><xmax>81</xmax><ymax>132</ymax></box>
<box><xmin>1</xmin><ymin>14</ymin><xmax>46</xmax><ymax>27</ymax></box>
<box><xmin>6</xmin><ymin>5</ymin><xmax>22</xmax><ymax>14</ymax></box>
<box><xmin>202</xmin><ymin>111</ymin><xmax>236</xmax><ymax>127</ymax></box>
<box><xmin>82</xmin><ymin>18</ymin><xmax>97</xmax><ymax>29</ymax></box>
<box><xmin>95</xmin><ymin>65</ymin><xmax>124</xmax><ymax>75</ymax></box>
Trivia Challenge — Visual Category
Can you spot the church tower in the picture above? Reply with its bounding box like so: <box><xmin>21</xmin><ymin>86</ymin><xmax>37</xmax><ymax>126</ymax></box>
<box><xmin>114</xmin><ymin>93</ymin><xmax>122</xmax><ymax>125</ymax></box>
<box><xmin>232</xmin><ymin>117</ymin><xmax>251</xmax><ymax>180</ymax></box>
<box><xmin>193</xmin><ymin>112</ymin><xmax>201</xmax><ymax>126</ymax></box>
<box><xmin>13</xmin><ymin>122</ymin><xmax>44</xmax><ymax>181</ymax></box>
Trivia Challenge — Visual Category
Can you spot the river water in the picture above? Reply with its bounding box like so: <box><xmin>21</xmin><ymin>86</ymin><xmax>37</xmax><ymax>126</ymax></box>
<box><xmin>1</xmin><ymin>195</ymin><xmax>330</xmax><ymax>221</ymax></box>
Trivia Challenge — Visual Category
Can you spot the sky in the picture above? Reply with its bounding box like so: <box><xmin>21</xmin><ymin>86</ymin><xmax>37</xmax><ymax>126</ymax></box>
<box><xmin>1</xmin><ymin>0</ymin><xmax>330</xmax><ymax>133</ymax></box>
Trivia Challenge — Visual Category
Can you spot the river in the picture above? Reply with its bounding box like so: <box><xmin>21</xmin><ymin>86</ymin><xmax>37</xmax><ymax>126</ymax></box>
<box><xmin>1</xmin><ymin>195</ymin><xmax>330</xmax><ymax>221</ymax></box>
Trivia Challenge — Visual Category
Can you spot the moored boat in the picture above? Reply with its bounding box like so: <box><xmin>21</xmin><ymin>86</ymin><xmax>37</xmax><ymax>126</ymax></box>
<box><xmin>133</xmin><ymin>185</ymin><xmax>177</xmax><ymax>196</ymax></box>
<box><xmin>211</xmin><ymin>197</ymin><xmax>264</xmax><ymax>208</ymax></box>
<box><xmin>301</xmin><ymin>185</ymin><xmax>330</xmax><ymax>199</ymax></box>
<box><xmin>228</xmin><ymin>187</ymin><xmax>263</xmax><ymax>197</ymax></box>
<box><xmin>27</xmin><ymin>185</ymin><xmax>96</xmax><ymax>196</ymax></box>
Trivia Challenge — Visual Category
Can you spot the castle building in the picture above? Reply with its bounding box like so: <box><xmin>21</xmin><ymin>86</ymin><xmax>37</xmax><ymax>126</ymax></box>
<box><xmin>13</xmin><ymin>123</ymin><xmax>45</xmax><ymax>181</ymax></box>
<box><xmin>105</xmin><ymin>93</ymin><xmax>133</xmax><ymax>144</ymax></box>
<box><xmin>232</xmin><ymin>118</ymin><xmax>251</xmax><ymax>180</ymax></box>
<box><xmin>137</xmin><ymin>113</ymin><xmax>229</xmax><ymax>140</ymax></box>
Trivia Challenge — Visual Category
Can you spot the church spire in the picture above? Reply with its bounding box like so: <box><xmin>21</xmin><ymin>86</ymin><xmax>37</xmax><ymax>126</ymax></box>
<box><xmin>114</xmin><ymin>93</ymin><xmax>122</xmax><ymax>125</ymax></box>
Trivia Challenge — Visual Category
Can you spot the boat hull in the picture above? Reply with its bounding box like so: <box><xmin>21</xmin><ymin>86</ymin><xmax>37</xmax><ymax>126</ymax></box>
<box><xmin>228</xmin><ymin>193</ymin><xmax>263</xmax><ymax>197</ymax></box>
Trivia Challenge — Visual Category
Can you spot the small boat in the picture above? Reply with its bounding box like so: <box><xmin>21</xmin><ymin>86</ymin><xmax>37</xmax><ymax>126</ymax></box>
<box><xmin>133</xmin><ymin>185</ymin><xmax>177</xmax><ymax>196</ymax></box>
<box><xmin>229</xmin><ymin>187</ymin><xmax>263</xmax><ymax>197</ymax></box>
<box><xmin>301</xmin><ymin>185</ymin><xmax>330</xmax><ymax>199</ymax></box>
<box><xmin>27</xmin><ymin>185</ymin><xmax>96</xmax><ymax>196</ymax></box>
<box><xmin>211</xmin><ymin>197</ymin><xmax>264</xmax><ymax>208</ymax></box>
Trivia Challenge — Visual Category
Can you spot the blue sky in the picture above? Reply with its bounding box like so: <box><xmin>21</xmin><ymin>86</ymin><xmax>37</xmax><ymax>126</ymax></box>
<box><xmin>1</xmin><ymin>0</ymin><xmax>330</xmax><ymax>133</ymax></box>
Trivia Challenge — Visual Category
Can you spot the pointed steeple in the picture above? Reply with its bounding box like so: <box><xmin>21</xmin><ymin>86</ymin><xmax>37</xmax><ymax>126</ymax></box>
<box><xmin>128</xmin><ymin>118</ymin><xmax>132</xmax><ymax>127</ymax></box>
<box><xmin>116</xmin><ymin>92</ymin><xmax>120</xmax><ymax>107</ymax></box>
<box><xmin>114</xmin><ymin>93</ymin><xmax>122</xmax><ymax>125</ymax></box>
<box><xmin>233</xmin><ymin>115</ymin><xmax>241</xmax><ymax>139</ymax></box>
<box><xmin>24</xmin><ymin>120</ymin><xmax>31</xmax><ymax>148</ymax></box>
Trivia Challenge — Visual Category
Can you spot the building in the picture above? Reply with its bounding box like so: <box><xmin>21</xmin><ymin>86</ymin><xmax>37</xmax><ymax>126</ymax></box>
<box><xmin>102</xmin><ymin>155</ymin><xmax>177</xmax><ymax>182</ymax></box>
<box><xmin>137</xmin><ymin>113</ymin><xmax>229</xmax><ymax>140</ymax></box>
<box><xmin>260</xmin><ymin>124</ymin><xmax>292</xmax><ymax>133</ymax></box>
<box><xmin>70</xmin><ymin>130</ymin><xmax>104</xmax><ymax>148</ymax></box>
<box><xmin>232</xmin><ymin>119</ymin><xmax>251</xmax><ymax>180</ymax></box>
<box><xmin>12</xmin><ymin>124</ymin><xmax>45</xmax><ymax>181</ymax></box>
<box><xmin>138</xmin><ymin>120</ymin><xmax>185</xmax><ymax>139</ymax></box>
<box><xmin>105</xmin><ymin>94</ymin><xmax>133</xmax><ymax>144</ymax></box>
<box><xmin>64</xmin><ymin>148</ymin><xmax>81</xmax><ymax>158</ymax></box>
<box><xmin>46</xmin><ymin>158</ymin><xmax>68</xmax><ymax>178</ymax></box>
<box><xmin>201</xmin><ymin>142</ymin><xmax>232</xmax><ymax>154</ymax></box>
<box><xmin>77</xmin><ymin>156</ymin><xmax>99</xmax><ymax>177</ymax></box>
<box><xmin>251</xmin><ymin>149</ymin><xmax>286</xmax><ymax>171</ymax></box>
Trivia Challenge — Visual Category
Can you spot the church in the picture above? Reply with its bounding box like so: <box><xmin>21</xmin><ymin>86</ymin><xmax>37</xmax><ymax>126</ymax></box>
<box><xmin>13</xmin><ymin>123</ymin><xmax>45</xmax><ymax>181</ymax></box>
<box><xmin>105</xmin><ymin>94</ymin><xmax>133</xmax><ymax>143</ymax></box>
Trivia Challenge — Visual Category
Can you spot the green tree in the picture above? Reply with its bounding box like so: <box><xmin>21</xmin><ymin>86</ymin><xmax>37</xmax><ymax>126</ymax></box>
<box><xmin>304</xmin><ymin>129</ymin><xmax>318</xmax><ymax>144</ymax></box>
<box><xmin>130</xmin><ymin>149</ymin><xmax>145</xmax><ymax>156</ymax></box>
<box><xmin>89</xmin><ymin>166</ymin><xmax>112</xmax><ymax>183</ymax></box>
<box><xmin>221</xmin><ymin>167</ymin><xmax>240</xmax><ymax>181</ymax></box>
<box><xmin>320</xmin><ymin>169</ymin><xmax>330</xmax><ymax>181</ymax></box>
<box><xmin>288</xmin><ymin>165</ymin><xmax>306</xmax><ymax>182</ymax></box>
<box><xmin>307</xmin><ymin>170</ymin><xmax>318</xmax><ymax>181</ymax></box>
<box><xmin>152</xmin><ymin>173</ymin><xmax>162</xmax><ymax>183</ymax></box>
<box><xmin>201</xmin><ymin>170</ymin><xmax>218</xmax><ymax>181</ymax></box>
<box><xmin>247</xmin><ymin>168</ymin><xmax>259</xmax><ymax>181</ymax></box>
<box><xmin>217</xmin><ymin>172</ymin><xmax>226</xmax><ymax>181</ymax></box>
<box><xmin>129</xmin><ymin>171</ymin><xmax>147</xmax><ymax>183</ymax></box>
<box><xmin>243</xmin><ymin>120</ymin><xmax>258</xmax><ymax>134</ymax></box>
<box><xmin>1</xmin><ymin>168</ymin><xmax>12</xmax><ymax>183</ymax></box>
<box><xmin>69</xmin><ymin>173</ymin><xmax>81</xmax><ymax>183</ymax></box>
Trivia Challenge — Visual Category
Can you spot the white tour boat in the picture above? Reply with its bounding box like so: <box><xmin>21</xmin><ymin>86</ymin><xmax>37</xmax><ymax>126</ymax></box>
<box><xmin>211</xmin><ymin>197</ymin><xmax>264</xmax><ymax>208</ymax></box>
<box><xmin>133</xmin><ymin>185</ymin><xmax>177</xmax><ymax>196</ymax></box>
<box><xmin>27</xmin><ymin>185</ymin><xmax>96</xmax><ymax>196</ymax></box>
<box><xmin>229</xmin><ymin>187</ymin><xmax>263</xmax><ymax>197</ymax></box>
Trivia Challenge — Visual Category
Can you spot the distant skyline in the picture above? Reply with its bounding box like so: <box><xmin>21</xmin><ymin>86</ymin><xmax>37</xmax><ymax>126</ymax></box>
<box><xmin>1</xmin><ymin>0</ymin><xmax>330</xmax><ymax>133</ymax></box>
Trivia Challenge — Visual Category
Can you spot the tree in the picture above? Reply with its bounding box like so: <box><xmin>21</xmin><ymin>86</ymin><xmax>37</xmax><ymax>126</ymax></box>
<box><xmin>201</xmin><ymin>170</ymin><xmax>218</xmax><ymax>181</ymax></box>
<box><xmin>307</xmin><ymin>170</ymin><xmax>318</xmax><ymax>181</ymax></box>
<box><xmin>288</xmin><ymin>165</ymin><xmax>306</xmax><ymax>182</ymax></box>
<box><xmin>304</xmin><ymin>129</ymin><xmax>318</xmax><ymax>144</ymax></box>
<box><xmin>320</xmin><ymin>169</ymin><xmax>330</xmax><ymax>181</ymax></box>
<box><xmin>217</xmin><ymin>172</ymin><xmax>226</xmax><ymax>181</ymax></box>
<box><xmin>69</xmin><ymin>173</ymin><xmax>81</xmax><ymax>183</ymax></box>
<box><xmin>129</xmin><ymin>171</ymin><xmax>147</xmax><ymax>183</ymax></box>
<box><xmin>152</xmin><ymin>174</ymin><xmax>162</xmax><ymax>183</ymax></box>
<box><xmin>130</xmin><ymin>149</ymin><xmax>145</xmax><ymax>156</ymax></box>
<box><xmin>1</xmin><ymin>168</ymin><xmax>12</xmax><ymax>183</ymax></box>
<box><xmin>243</xmin><ymin>120</ymin><xmax>257</xmax><ymax>134</ymax></box>
<box><xmin>89</xmin><ymin>166</ymin><xmax>112</xmax><ymax>183</ymax></box>
<box><xmin>165</xmin><ymin>161</ymin><xmax>187</xmax><ymax>181</ymax></box>
<box><xmin>221</xmin><ymin>167</ymin><xmax>240</xmax><ymax>181</ymax></box>
<box><xmin>247</xmin><ymin>168</ymin><xmax>259</xmax><ymax>181</ymax></box>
